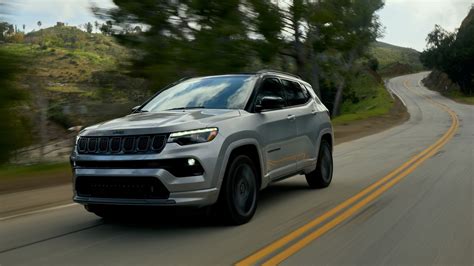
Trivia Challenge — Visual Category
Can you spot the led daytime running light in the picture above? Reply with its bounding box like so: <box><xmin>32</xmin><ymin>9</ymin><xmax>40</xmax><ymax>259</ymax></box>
<box><xmin>169</xmin><ymin>128</ymin><xmax>218</xmax><ymax>138</ymax></box>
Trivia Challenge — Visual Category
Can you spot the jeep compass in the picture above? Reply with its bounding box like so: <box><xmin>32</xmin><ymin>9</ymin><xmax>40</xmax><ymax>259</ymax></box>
<box><xmin>70</xmin><ymin>70</ymin><xmax>334</xmax><ymax>225</ymax></box>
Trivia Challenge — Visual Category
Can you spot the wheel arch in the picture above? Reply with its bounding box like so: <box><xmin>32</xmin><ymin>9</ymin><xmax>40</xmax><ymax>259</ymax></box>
<box><xmin>320</xmin><ymin>132</ymin><xmax>333</xmax><ymax>152</ymax></box>
<box><xmin>217</xmin><ymin>139</ymin><xmax>265</xmax><ymax>192</ymax></box>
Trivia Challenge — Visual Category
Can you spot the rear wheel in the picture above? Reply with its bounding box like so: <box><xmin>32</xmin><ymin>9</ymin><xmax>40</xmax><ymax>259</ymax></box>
<box><xmin>306</xmin><ymin>139</ymin><xmax>333</xmax><ymax>188</ymax></box>
<box><xmin>217</xmin><ymin>155</ymin><xmax>258</xmax><ymax>225</ymax></box>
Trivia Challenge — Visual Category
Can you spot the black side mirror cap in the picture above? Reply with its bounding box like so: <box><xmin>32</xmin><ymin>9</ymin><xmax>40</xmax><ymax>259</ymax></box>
<box><xmin>255</xmin><ymin>96</ymin><xmax>285</xmax><ymax>112</ymax></box>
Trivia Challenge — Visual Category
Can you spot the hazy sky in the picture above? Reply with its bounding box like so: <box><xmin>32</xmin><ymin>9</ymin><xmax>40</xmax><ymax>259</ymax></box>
<box><xmin>1</xmin><ymin>0</ymin><xmax>472</xmax><ymax>51</ymax></box>
<box><xmin>378</xmin><ymin>0</ymin><xmax>472</xmax><ymax>50</ymax></box>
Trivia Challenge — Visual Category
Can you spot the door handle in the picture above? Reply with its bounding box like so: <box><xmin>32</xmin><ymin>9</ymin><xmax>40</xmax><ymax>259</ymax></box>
<box><xmin>287</xmin><ymin>114</ymin><xmax>296</xmax><ymax>120</ymax></box>
<box><xmin>311</xmin><ymin>110</ymin><xmax>318</xmax><ymax>115</ymax></box>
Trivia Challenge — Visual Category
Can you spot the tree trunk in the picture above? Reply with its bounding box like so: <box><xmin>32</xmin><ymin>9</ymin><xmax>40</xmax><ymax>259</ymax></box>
<box><xmin>332</xmin><ymin>81</ymin><xmax>344</xmax><ymax>117</ymax></box>
<box><xmin>331</xmin><ymin>49</ymin><xmax>357</xmax><ymax>117</ymax></box>
<box><xmin>279</xmin><ymin>54</ymin><xmax>290</xmax><ymax>72</ymax></box>
<box><xmin>292</xmin><ymin>1</ymin><xmax>306</xmax><ymax>82</ymax></box>
<box><xmin>309</xmin><ymin>56</ymin><xmax>321</xmax><ymax>97</ymax></box>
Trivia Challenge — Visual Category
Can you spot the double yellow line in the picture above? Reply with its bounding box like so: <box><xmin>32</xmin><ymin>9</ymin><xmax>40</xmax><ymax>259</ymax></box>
<box><xmin>236</xmin><ymin>79</ymin><xmax>459</xmax><ymax>266</ymax></box>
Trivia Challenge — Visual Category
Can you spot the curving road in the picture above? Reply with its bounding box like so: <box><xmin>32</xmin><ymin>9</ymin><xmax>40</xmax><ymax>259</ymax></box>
<box><xmin>1</xmin><ymin>73</ymin><xmax>473</xmax><ymax>265</ymax></box>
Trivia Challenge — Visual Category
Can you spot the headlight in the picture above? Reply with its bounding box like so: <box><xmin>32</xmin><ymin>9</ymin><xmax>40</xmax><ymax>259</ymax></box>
<box><xmin>168</xmin><ymin>128</ymin><xmax>218</xmax><ymax>145</ymax></box>
<box><xmin>74</xmin><ymin>135</ymin><xmax>80</xmax><ymax>147</ymax></box>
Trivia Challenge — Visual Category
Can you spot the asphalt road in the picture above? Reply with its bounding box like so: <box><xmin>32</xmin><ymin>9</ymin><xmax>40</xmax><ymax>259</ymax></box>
<box><xmin>1</xmin><ymin>73</ymin><xmax>473</xmax><ymax>265</ymax></box>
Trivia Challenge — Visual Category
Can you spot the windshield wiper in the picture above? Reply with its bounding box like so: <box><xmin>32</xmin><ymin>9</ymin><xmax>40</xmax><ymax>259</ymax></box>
<box><xmin>165</xmin><ymin>106</ymin><xmax>206</xmax><ymax>111</ymax></box>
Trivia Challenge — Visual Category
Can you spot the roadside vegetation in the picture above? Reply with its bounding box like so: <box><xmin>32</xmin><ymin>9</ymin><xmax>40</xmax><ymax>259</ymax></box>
<box><xmin>0</xmin><ymin>44</ymin><xmax>30</xmax><ymax>164</ymax></box>
<box><xmin>0</xmin><ymin>0</ymin><xmax>422</xmax><ymax>170</ymax></box>
<box><xmin>94</xmin><ymin>0</ymin><xmax>386</xmax><ymax>117</ymax></box>
<box><xmin>0</xmin><ymin>162</ymin><xmax>71</xmax><ymax>193</ymax></box>
<box><xmin>420</xmin><ymin>7</ymin><xmax>474</xmax><ymax>103</ymax></box>
<box><xmin>0</xmin><ymin>162</ymin><xmax>70</xmax><ymax>180</ymax></box>
<box><xmin>0</xmin><ymin>24</ymin><xmax>149</xmax><ymax>165</ymax></box>
<box><xmin>370</xmin><ymin>41</ymin><xmax>424</xmax><ymax>78</ymax></box>
<box><xmin>332</xmin><ymin>71</ymin><xmax>394</xmax><ymax>124</ymax></box>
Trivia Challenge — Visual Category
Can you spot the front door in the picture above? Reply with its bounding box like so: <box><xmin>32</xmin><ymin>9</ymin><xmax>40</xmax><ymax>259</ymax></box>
<box><xmin>254</xmin><ymin>77</ymin><xmax>298</xmax><ymax>180</ymax></box>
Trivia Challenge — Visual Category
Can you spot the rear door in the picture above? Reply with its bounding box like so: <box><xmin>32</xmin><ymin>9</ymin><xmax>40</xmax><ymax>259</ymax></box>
<box><xmin>254</xmin><ymin>77</ymin><xmax>298</xmax><ymax>180</ymax></box>
<box><xmin>280</xmin><ymin>79</ymin><xmax>319</xmax><ymax>171</ymax></box>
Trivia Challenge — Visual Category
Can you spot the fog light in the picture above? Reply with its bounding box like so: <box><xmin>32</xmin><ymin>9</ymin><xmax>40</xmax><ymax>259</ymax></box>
<box><xmin>187</xmin><ymin>158</ymin><xmax>196</xmax><ymax>166</ymax></box>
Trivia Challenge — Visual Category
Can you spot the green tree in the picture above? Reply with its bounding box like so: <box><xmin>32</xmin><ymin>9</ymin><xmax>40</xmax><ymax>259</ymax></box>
<box><xmin>248</xmin><ymin>0</ymin><xmax>383</xmax><ymax>114</ymax></box>
<box><xmin>420</xmin><ymin>25</ymin><xmax>456</xmax><ymax>70</ymax></box>
<box><xmin>421</xmin><ymin>8</ymin><xmax>474</xmax><ymax>95</ymax></box>
<box><xmin>0</xmin><ymin>8</ymin><xmax>30</xmax><ymax>163</ymax></box>
<box><xmin>0</xmin><ymin>21</ymin><xmax>11</xmax><ymax>40</ymax></box>
<box><xmin>94</xmin><ymin>0</ymin><xmax>383</xmax><ymax>114</ymax></box>
<box><xmin>86</xmin><ymin>22</ymin><xmax>93</xmax><ymax>34</ymax></box>
<box><xmin>94</xmin><ymin>1</ymin><xmax>255</xmax><ymax>88</ymax></box>
<box><xmin>100</xmin><ymin>20</ymin><xmax>113</xmax><ymax>35</ymax></box>
<box><xmin>133</xmin><ymin>25</ymin><xmax>142</xmax><ymax>33</ymax></box>
<box><xmin>7</xmin><ymin>23</ymin><xmax>14</xmax><ymax>35</ymax></box>
<box><xmin>94</xmin><ymin>21</ymin><xmax>100</xmax><ymax>32</ymax></box>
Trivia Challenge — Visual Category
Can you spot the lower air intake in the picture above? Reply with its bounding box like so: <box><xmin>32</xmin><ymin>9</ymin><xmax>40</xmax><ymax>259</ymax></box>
<box><xmin>75</xmin><ymin>176</ymin><xmax>170</xmax><ymax>199</ymax></box>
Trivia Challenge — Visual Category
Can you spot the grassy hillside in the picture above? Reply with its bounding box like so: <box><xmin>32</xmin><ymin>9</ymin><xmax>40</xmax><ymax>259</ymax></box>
<box><xmin>370</xmin><ymin>41</ymin><xmax>424</xmax><ymax>77</ymax></box>
<box><xmin>333</xmin><ymin>70</ymin><xmax>394</xmax><ymax>124</ymax></box>
<box><xmin>0</xmin><ymin>25</ymin><xmax>148</xmax><ymax>135</ymax></box>
<box><xmin>0</xmin><ymin>25</ymin><xmax>408</xmax><ymax>163</ymax></box>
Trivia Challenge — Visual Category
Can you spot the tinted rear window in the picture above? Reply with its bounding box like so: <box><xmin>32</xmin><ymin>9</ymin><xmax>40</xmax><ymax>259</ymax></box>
<box><xmin>281</xmin><ymin>79</ymin><xmax>310</xmax><ymax>106</ymax></box>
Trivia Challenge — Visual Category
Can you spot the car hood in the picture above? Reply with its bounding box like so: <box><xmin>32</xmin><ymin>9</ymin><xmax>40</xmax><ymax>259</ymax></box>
<box><xmin>81</xmin><ymin>109</ymin><xmax>241</xmax><ymax>136</ymax></box>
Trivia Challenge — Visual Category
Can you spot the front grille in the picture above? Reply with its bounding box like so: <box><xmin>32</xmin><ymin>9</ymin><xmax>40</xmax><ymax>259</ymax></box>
<box><xmin>75</xmin><ymin>176</ymin><xmax>170</xmax><ymax>199</ymax></box>
<box><xmin>77</xmin><ymin>135</ymin><xmax>167</xmax><ymax>155</ymax></box>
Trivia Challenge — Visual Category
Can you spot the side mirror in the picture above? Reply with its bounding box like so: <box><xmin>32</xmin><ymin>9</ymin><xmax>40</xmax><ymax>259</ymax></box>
<box><xmin>131</xmin><ymin>105</ymin><xmax>141</xmax><ymax>113</ymax></box>
<box><xmin>255</xmin><ymin>96</ymin><xmax>285</xmax><ymax>112</ymax></box>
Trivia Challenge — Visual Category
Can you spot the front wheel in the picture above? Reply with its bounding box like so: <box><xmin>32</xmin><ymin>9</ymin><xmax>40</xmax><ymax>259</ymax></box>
<box><xmin>306</xmin><ymin>139</ymin><xmax>333</xmax><ymax>189</ymax></box>
<box><xmin>217</xmin><ymin>155</ymin><xmax>258</xmax><ymax>225</ymax></box>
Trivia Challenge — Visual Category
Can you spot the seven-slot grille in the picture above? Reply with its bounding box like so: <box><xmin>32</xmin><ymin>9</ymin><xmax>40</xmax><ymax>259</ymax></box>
<box><xmin>77</xmin><ymin>135</ymin><xmax>167</xmax><ymax>154</ymax></box>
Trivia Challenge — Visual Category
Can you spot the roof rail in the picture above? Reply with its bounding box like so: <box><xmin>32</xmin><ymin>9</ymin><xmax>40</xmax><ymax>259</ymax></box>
<box><xmin>256</xmin><ymin>69</ymin><xmax>301</xmax><ymax>79</ymax></box>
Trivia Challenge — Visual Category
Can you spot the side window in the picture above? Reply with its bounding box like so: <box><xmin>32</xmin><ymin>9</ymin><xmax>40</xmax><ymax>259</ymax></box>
<box><xmin>304</xmin><ymin>84</ymin><xmax>322</xmax><ymax>104</ymax></box>
<box><xmin>255</xmin><ymin>78</ymin><xmax>285</xmax><ymax>105</ymax></box>
<box><xmin>281</xmin><ymin>79</ymin><xmax>310</xmax><ymax>106</ymax></box>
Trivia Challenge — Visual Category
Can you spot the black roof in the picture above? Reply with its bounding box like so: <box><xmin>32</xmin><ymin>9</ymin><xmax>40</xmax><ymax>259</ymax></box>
<box><xmin>255</xmin><ymin>69</ymin><xmax>302</xmax><ymax>79</ymax></box>
<box><xmin>174</xmin><ymin>70</ymin><xmax>303</xmax><ymax>83</ymax></box>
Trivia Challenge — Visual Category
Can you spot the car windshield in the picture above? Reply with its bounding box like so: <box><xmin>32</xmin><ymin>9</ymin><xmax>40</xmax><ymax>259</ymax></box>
<box><xmin>141</xmin><ymin>75</ymin><xmax>257</xmax><ymax>112</ymax></box>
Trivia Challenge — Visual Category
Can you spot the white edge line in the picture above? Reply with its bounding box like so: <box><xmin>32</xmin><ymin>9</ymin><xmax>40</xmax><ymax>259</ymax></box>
<box><xmin>0</xmin><ymin>203</ymin><xmax>79</xmax><ymax>221</ymax></box>
<box><xmin>386</xmin><ymin>80</ymin><xmax>407</xmax><ymax>107</ymax></box>
<box><xmin>418</xmin><ymin>79</ymin><xmax>423</xmax><ymax>88</ymax></box>
<box><xmin>385</xmin><ymin>81</ymin><xmax>396</xmax><ymax>100</ymax></box>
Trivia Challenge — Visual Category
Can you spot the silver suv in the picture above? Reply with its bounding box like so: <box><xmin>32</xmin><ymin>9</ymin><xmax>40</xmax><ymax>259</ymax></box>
<box><xmin>71</xmin><ymin>70</ymin><xmax>333</xmax><ymax>224</ymax></box>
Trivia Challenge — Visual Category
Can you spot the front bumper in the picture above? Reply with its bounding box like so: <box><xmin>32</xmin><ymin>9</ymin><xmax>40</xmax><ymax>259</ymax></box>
<box><xmin>74</xmin><ymin>187</ymin><xmax>219</xmax><ymax>207</ymax></box>
<box><xmin>71</xmin><ymin>138</ymin><xmax>225</xmax><ymax>208</ymax></box>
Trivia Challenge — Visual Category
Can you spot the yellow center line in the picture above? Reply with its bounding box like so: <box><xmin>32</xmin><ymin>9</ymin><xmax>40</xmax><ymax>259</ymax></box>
<box><xmin>236</xmin><ymin>78</ymin><xmax>459</xmax><ymax>266</ymax></box>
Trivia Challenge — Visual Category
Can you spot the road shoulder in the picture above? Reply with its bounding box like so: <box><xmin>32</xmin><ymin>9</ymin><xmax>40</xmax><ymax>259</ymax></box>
<box><xmin>333</xmin><ymin>93</ymin><xmax>409</xmax><ymax>144</ymax></box>
<box><xmin>0</xmin><ymin>184</ymin><xmax>72</xmax><ymax>218</ymax></box>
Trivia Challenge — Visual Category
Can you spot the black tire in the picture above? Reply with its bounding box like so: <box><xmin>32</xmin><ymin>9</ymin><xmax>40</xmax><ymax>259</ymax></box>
<box><xmin>306</xmin><ymin>139</ymin><xmax>333</xmax><ymax>189</ymax></box>
<box><xmin>217</xmin><ymin>155</ymin><xmax>258</xmax><ymax>225</ymax></box>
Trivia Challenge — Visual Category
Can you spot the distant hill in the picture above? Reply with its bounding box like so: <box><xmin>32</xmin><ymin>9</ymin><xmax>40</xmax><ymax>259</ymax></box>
<box><xmin>0</xmin><ymin>25</ymin><xmax>148</xmax><ymax>136</ymax></box>
<box><xmin>370</xmin><ymin>41</ymin><xmax>424</xmax><ymax>77</ymax></box>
